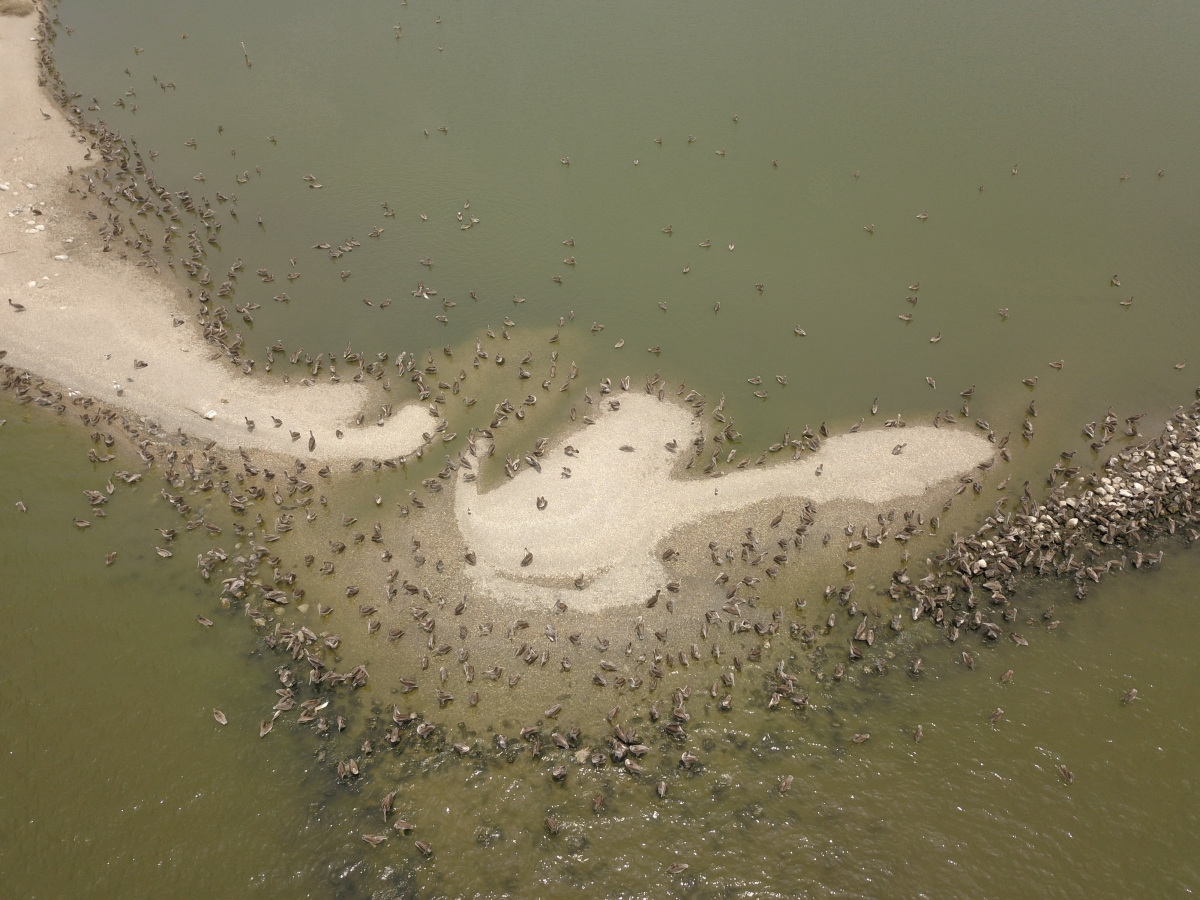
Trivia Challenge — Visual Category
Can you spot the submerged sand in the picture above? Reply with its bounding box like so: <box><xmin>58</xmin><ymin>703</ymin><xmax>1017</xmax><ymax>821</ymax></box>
<box><xmin>0</xmin><ymin>14</ymin><xmax>430</xmax><ymax>463</ymax></box>
<box><xmin>456</xmin><ymin>393</ymin><xmax>994</xmax><ymax>610</ymax></box>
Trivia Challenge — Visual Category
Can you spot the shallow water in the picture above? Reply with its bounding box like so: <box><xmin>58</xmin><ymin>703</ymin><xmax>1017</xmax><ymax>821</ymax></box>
<box><xmin>3</xmin><ymin>1</ymin><xmax>1200</xmax><ymax>896</ymax></box>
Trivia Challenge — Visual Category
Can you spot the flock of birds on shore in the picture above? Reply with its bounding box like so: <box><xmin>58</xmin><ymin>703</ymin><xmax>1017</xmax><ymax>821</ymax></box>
<box><xmin>6</xmin><ymin>7</ymin><xmax>1191</xmax><ymax>878</ymax></box>
<box><xmin>6</xmin><ymin>325</ymin><xmax>1192</xmax><ymax>859</ymax></box>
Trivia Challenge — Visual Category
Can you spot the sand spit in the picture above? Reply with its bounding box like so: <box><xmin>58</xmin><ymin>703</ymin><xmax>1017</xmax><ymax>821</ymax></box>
<box><xmin>0</xmin><ymin>14</ymin><xmax>430</xmax><ymax>463</ymax></box>
<box><xmin>456</xmin><ymin>393</ymin><xmax>994</xmax><ymax>610</ymax></box>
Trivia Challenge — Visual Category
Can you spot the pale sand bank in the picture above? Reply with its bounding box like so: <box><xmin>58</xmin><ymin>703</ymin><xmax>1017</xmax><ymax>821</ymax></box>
<box><xmin>0</xmin><ymin>14</ymin><xmax>430</xmax><ymax>463</ymax></box>
<box><xmin>455</xmin><ymin>393</ymin><xmax>994</xmax><ymax>610</ymax></box>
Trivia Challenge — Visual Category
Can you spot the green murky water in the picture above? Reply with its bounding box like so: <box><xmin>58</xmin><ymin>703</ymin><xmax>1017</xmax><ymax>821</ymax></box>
<box><xmin>3</xmin><ymin>1</ymin><xmax>1199</xmax><ymax>896</ymax></box>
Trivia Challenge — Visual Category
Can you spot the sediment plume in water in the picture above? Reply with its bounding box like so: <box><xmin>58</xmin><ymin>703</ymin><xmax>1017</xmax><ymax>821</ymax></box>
<box><xmin>6</xmin><ymin>0</ymin><xmax>1199</xmax><ymax>779</ymax></box>
<box><xmin>203</xmin><ymin>398</ymin><xmax>1200</xmax><ymax>879</ymax></box>
<box><xmin>5</xmin><ymin>5</ymin><xmax>1199</xmax><ymax>894</ymax></box>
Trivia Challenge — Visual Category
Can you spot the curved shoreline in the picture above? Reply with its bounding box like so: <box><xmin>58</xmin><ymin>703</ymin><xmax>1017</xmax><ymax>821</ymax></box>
<box><xmin>456</xmin><ymin>393</ymin><xmax>995</xmax><ymax>610</ymax></box>
<box><xmin>0</xmin><ymin>12</ymin><xmax>432</xmax><ymax>463</ymax></box>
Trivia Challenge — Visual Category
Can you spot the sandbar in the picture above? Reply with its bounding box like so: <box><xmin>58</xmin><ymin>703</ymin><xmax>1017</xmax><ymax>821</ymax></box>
<box><xmin>0</xmin><ymin>13</ymin><xmax>430</xmax><ymax>463</ymax></box>
<box><xmin>456</xmin><ymin>392</ymin><xmax>994</xmax><ymax>610</ymax></box>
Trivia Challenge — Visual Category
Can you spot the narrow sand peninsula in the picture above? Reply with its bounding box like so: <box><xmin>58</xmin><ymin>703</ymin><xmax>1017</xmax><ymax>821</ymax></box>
<box><xmin>0</xmin><ymin>14</ymin><xmax>430</xmax><ymax>462</ymax></box>
<box><xmin>455</xmin><ymin>393</ymin><xmax>994</xmax><ymax>610</ymax></box>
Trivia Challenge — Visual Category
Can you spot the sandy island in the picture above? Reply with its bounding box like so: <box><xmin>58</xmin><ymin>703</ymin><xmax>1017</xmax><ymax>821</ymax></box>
<box><xmin>457</xmin><ymin>393</ymin><xmax>994</xmax><ymax>610</ymax></box>
<box><xmin>0</xmin><ymin>12</ymin><xmax>431</xmax><ymax>463</ymax></box>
